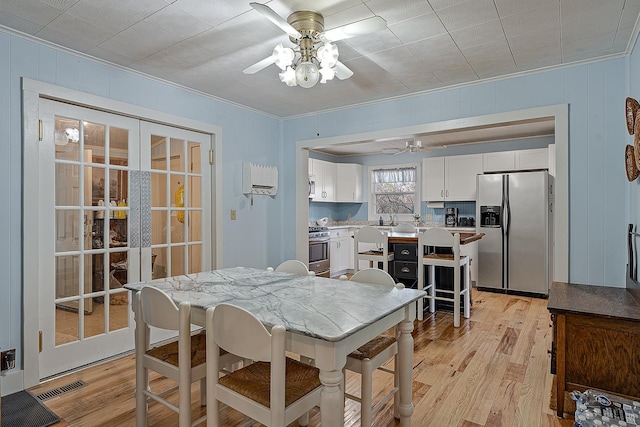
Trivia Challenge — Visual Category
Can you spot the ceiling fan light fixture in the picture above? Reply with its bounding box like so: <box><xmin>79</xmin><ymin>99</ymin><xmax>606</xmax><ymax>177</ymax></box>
<box><xmin>295</xmin><ymin>61</ymin><xmax>319</xmax><ymax>88</ymax></box>
<box><xmin>273</xmin><ymin>44</ymin><xmax>294</xmax><ymax>70</ymax></box>
<box><xmin>279</xmin><ymin>66</ymin><xmax>297</xmax><ymax>86</ymax></box>
<box><xmin>317</xmin><ymin>42</ymin><xmax>338</xmax><ymax>68</ymax></box>
<box><xmin>319</xmin><ymin>66</ymin><xmax>335</xmax><ymax>83</ymax></box>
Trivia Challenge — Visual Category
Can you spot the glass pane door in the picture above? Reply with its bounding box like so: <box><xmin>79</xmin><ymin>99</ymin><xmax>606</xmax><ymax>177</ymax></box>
<box><xmin>141</xmin><ymin>122</ymin><xmax>211</xmax><ymax>284</ymax></box>
<box><xmin>39</xmin><ymin>100</ymin><xmax>139</xmax><ymax>378</ymax></box>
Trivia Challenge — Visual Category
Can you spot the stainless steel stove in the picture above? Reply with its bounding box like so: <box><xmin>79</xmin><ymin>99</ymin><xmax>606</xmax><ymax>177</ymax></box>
<box><xmin>308</xmin><ymin>226</ymin><xmax>330</xmax><ymax>277</ymax></box>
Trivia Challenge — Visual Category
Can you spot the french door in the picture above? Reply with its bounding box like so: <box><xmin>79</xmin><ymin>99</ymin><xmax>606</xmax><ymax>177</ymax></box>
<box><xmin>37</xmin><ymin>100</ymin><xmax>212</xmax><ymax>379</ymax></box>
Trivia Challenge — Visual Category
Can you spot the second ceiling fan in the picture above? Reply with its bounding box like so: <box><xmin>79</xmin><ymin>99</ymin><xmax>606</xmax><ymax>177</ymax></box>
<box><xmin>243</xmin><ymin>2</ymin><xmax>387</xmax><ymax>88</ymax></box>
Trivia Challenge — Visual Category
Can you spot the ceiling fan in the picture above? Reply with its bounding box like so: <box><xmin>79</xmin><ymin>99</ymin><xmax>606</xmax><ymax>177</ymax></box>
<box><xmin>243</xmin><ymin>2</ymin><xmax>387</xmax><ymax>88</ymax></box>
<box><xmin>382</xmin><ymin>140</ymin><xmax>430</xmax><ymax>155</ymax></box>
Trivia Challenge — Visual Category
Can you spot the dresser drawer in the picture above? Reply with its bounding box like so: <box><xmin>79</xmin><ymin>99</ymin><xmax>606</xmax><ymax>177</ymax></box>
<box><xmin>393</xmin><ymin>244</ymin><xmax>417</xmax><ymax>261</ymax></box>
<box><xmin>393</xmin><ymin>261</ymin><xmax>417</xmax><ymax>279</ymax></box>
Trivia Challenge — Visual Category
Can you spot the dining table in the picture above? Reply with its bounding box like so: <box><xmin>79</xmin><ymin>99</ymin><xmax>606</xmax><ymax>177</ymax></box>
<box><xmin>125</xmin><ymin>266</ymin><xmax>426</xmax><ymax>427</ymax></box>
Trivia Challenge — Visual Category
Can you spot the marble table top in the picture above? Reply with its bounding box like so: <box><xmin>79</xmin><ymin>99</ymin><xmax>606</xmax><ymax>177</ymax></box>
<box><xmin>125</xmin><ymin>266</ymin><xmax>425</xmax><ymax>342</ymax></box>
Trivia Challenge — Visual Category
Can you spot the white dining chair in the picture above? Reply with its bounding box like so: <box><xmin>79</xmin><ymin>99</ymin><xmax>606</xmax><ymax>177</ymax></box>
<box><xmin>354</xmin><ymin>226</ymin><xmax>394</xmax><ymax>273</ymax></box>
<box><xmin>205</xmin><ymin>303</ymin><xmax>322</xmax><ymax>427</ymax></box>
<box><xmin>135</xmin><ymin>286</ymin><xmax>241</xmax><ymax>427</ymax></box>
<box><xmin>135</xmin><ymin>286</ymin><xmax>207</xmax><ymax>427</ymax></box>
<box><xmin>342</xmin><ymin>268</ymin><xmax>402</xmax><ymax>426</ymax></box>
<box><xmin>392</xmin><ymin>223</ymin><xmax>416</xmax><ymax>233</ymax></box>
<box><xmin>417</xmin><ymin>228</ymin><xmax>470</xmax><ymax>327</ymax></box>
<box><xmin>267</xmin><ymin>259</ymin><xmax>315</xmax><ymax>276</ymax></box>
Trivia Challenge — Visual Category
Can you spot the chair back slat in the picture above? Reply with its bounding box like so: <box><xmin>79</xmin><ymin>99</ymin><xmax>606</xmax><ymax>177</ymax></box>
<box><xmin>418</xmin><ymin>228</ymin><xmax>460</xmax><ymax>254</ymax></box>
<box><xmin>140</xmin><ymin>286</ymin><xmax>181</xmax><ymax>331</ymax></box>
<box><xmin>212</xmin><ymin>303</ymin><xmax>272</xmax><ymax>362</ymax></box>
<box><xmin>392</xmin><ymin>223</ymin><xmax>416</xmax><ymax>233</ymax></box>
<box><xmin>274</xmin><ymin>259</ymin><xmax>309</xmax><ymax>276</ymax></box>
<box><xmin>350</xmin><ymin>268</ymin><xmax>396</xmax><ymax>287</ymax></box>
<box><xmin>356</xmin><ymin>226</ymin><xmax>387</xmax><ymax>244</ymax></box>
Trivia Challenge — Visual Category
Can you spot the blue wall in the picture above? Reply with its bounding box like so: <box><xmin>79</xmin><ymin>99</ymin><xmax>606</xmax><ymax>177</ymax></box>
<box><xmin>284</xmin><ymin>58</ymin><xmax>628</xmax><ymax>290</ymax></box>
<box><xmin>0</xmin><ymin>25</ymin><xmax>637</xmax><ymax>378</ymax></box>
<box><xmin>0</xmin><ymin>31</ymin><xmax>284</xmax><ymax>371</ymax></box>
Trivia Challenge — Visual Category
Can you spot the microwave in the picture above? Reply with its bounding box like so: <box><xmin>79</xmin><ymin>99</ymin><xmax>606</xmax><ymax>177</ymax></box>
<box><xmin>308</xmin><ymin>175</ymin><xmax>316</xmax><ymax>198</ymax></box>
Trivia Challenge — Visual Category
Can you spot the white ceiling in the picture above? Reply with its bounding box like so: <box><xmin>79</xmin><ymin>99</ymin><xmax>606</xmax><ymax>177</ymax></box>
<box><xmin>1</xmin><ymin>0</ymin><xmax>639</xmax><ymax>120</ymax></box>
<box><xmin>314</xmin><ymin>116</ymin><xmax>556</xmax><ymax>156</ymax></box>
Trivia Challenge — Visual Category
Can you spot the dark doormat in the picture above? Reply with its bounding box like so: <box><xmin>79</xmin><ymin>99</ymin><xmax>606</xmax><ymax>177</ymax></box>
<box><xmin>1</xmin><ymin>390</ymin><xmax>61</xmax><ymax>427</ymax></box>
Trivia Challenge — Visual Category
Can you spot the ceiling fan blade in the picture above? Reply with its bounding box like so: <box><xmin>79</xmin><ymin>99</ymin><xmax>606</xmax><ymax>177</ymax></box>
<box><xmin>322</xmin><ymin>16</ymin><xmax>387</xmax><ymax>42</ymax></box>
<box><xmin>243</xmin><ymin>55</ymin><xmax>276</xmax><ymax>74</ymax></box>
<box><xmin>335</xmin><ymin>61</ymin><xmax>353</xmax><ymax>80</ymax></box>
<box><xmin>250</xmin><ymin>2</ymin><xmax>302</xmax><ymax>39</ymax></box>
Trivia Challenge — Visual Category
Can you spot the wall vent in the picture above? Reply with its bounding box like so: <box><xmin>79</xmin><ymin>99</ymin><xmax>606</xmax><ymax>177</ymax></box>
<box><xmin>36</xmin><ymin>380</ymin><xmax>87</xmax><ymax>401</ymax></box>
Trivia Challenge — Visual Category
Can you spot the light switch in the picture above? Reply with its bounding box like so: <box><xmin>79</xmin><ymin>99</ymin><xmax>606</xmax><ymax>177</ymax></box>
<box><xmin>231</xmin><ymin>209</ymin><xmax>236</xmax><ymax>220</ymax></box>
<box><xmin>425</xmin><ymin>213</ymin><xmax>433</xmax><ymax>221</ymax></box>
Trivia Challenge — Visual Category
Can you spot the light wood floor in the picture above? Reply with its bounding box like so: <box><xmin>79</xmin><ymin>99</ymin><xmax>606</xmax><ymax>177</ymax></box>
<box><xmin>29</xmin><ymin>289</ymin><xmax>575</xmax><ymax>426</ymax></box>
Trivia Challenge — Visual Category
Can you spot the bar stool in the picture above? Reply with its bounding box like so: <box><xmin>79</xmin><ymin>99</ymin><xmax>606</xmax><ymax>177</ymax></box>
<box><xmin>354</xmin><ymin>226</ymin><xmax>394</xmax><ymax>273</ymax></box>
<box><xmin>417</xmin><ymin>228</ymin><xmax>470</xmax><ymax>327</ymax></box>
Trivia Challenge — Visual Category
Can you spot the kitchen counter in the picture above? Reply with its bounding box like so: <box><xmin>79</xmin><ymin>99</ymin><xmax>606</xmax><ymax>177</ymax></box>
<box><xmin>387</xmin><ymin>231</ymin><xmax>484</xmax><ymax>245</ymax></box>
<box><xmin>324</xmin><ymin>223</ymin><xmax>476</xmax><ymax>233</ymax></box>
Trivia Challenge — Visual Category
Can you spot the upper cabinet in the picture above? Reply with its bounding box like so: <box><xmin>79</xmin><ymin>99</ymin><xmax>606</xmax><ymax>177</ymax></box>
<box><xmin>423</xmin><ymin>154</ymin><xmax>483</xmax><ymax>201</ymax></box>
<box><xmin>482</xmin><ymin>147</ymin><xmax>550</xmax><ymax>173</ymax></box>
<box><xmin>335</xmin><ymin>163</ymin><xmax>363</xmax><ymax>203</ymax></box>
<box><xmin>309</xmin><ymin>158</ymin><xmax>336</xmax><ymax>202</ymax></box>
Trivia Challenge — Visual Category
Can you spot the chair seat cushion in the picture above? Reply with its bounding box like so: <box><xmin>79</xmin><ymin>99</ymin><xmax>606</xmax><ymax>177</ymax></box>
<box><xmin>218</xmin><ymin>357</ymin><xmax>321</xmax><ymax>407</ymax></box>
<box><xmin>348</xmin><ymin>335</ymin><xmax>396</xmax><ymax>360</ymax></box>
<box><xmin>146</xmin><ymin>331</ymin><xmax>227</xmax><ymax>367</ymax></box>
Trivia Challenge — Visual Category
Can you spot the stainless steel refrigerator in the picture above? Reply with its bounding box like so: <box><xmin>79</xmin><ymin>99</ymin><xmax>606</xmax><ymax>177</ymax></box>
<box><xmin>476</xmin><ymin>171</ymin><xmax>551</xmax><ymax>295</ymax></box>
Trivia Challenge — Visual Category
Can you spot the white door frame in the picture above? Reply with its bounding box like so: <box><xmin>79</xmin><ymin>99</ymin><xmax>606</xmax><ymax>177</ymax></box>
<box><xmin>295</xmin><ymin>104</ymin><xmax>569</xmax><ymax>284</ymax></box>
<box><xmin>22</xmin><ymin>78</ymin><xmax>224</xmax><ymax>388</ymax></box>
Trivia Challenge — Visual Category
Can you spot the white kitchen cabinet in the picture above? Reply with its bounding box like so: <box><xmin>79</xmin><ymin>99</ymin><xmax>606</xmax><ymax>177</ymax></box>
<box><xmin>335</xmin><ymin>163</ymin><xmax>363</xmax><ymax>202</ymax></box>
<box><xmin>423</xmin><ymin>154</ymin><xmax>483</xmax><ymax>201</ymax></box>
<box><xmin>310</xmin><ymin>159</ymin><xmax>336</xmax><ymax>202</ymax></box>
<box><xmin>483</xmin><ymin>151</ymin><xmax>515</xmax><ymax>172</ymax></box>
<box><xmin>482</xmin><ymin>147</ymin><xmax>550</xmax><ymax>173</ymax></box>
<box><xmin>330</xmin><ymin>228</ymin><xmax>350</xmax><ymax>276</ymax></box>
<box><xmin>423</xmin><ymin>157</ymin><xmax>445</xmax><ymax>201</ymax></box>
<box><xmin>515</xmin><ymin>147</ymin><xmax>548</xmax><ymax>170</ymax></box>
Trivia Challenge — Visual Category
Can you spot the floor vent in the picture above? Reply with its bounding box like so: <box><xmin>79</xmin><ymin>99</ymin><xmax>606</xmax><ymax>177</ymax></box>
<box><xmin>36</xmin><ymin>380</ymin><xmax>87</xmax><ymax>401</ymax></box>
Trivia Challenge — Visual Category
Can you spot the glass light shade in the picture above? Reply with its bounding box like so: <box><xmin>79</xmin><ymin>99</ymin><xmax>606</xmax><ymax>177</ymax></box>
<box><xmin>279</xmin><ymin>66</ymin><xmax>297</xmax><ymax>86</ymax></box>
<box><xmin>54</xmin><ymin>131</ymin><xmax>68</xmax><ymax>146</ymax></box>
<box><xmin>295</xmin><ymin>61</ymin><xmax>319</xmax><ymax>88</ymax></box>
<box><xmin>273</xmin><ymin>44</ymin><xmax>294</xmax><ymax>71</ymax></box>
<box><xmin>317</xmin><ymin>42</ymin><xmax>339</xmax><ymax>68</ymax></box>
<box><xmin>319</xmin><ymin>66</ymin><xmax>335</xmax><ymax>83</ymax></box>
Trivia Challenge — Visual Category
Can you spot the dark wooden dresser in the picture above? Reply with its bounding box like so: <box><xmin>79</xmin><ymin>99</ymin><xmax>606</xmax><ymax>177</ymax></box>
<box><xmin>548</xmin><ymin>281</ymin><xmax>640</xmax><ymax>417</ymax></box>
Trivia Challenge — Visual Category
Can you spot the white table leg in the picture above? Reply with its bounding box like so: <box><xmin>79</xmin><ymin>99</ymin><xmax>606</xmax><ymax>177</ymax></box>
<box><xmin>318</xmin><ymin>369</ymin><xmax>344</xmax><ymax>427</ymax></box>
<box><xmin>134</xmin><ymin>294</ymin><xmax>149</xmax><ymax>427</ymax></box>
<box><xmin>397</xmin><ymin>312</ymin><xmax>415</xmax><ymax>427</ymax></box>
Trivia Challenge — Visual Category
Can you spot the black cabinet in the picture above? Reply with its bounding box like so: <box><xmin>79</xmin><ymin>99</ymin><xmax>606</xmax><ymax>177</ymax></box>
<box><xmin>390</xmin><ymin>243</ymin><xmax>418</xmax><ymax>289</ymax></box>
<box><xmin>390</xmin><ymin>242</ymin><xmax>468</xmax><ymax>314</ymax></box>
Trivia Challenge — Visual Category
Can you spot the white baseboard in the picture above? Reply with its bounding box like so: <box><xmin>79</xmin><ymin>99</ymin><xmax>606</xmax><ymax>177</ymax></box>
<box><xmin>1</xmin><ymin>370</ymin><xmax>24</xmax><ymax>396</ymax></box>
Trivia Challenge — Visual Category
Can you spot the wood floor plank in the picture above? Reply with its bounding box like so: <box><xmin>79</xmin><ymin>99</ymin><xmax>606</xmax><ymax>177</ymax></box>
<box><xmin>30</xmin><ymin>289</ymin><xmax>576</xmax><ymax>426</ymax></box>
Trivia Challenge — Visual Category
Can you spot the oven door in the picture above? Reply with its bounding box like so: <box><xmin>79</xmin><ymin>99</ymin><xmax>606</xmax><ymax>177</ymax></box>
<box><xmin>309</xmin><ymin>240</ymin><xmax>328</xmax><ymax>263</ymax></box>
<box><xmin>309</xmin><ymin>240</ymin><xmax>329</xmax><ymax>276</ymax></box>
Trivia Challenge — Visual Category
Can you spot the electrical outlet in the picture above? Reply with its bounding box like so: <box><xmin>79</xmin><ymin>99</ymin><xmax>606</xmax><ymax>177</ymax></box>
<box><xmin>1</xmin><ymin>349</ymin><xmax>16</xmax><ymax>371</ymax></box>
<box><xmin>230</xmin><ymin>209</ymin><xmax>236</xmax><ymax>220</ymax></box>
<box><xmin>347</xmin><ymin>213</ymin><xmax>351</xmax><ymax>219</ymax></box>
<box><xmin>425</xmin><ymin>213</ymin><xmax>433</xmax><ymax>221</ymax></box>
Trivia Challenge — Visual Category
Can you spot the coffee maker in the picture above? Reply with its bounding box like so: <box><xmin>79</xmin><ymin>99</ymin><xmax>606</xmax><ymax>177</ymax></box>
<box><xmin>445</xmin><ymin>208</ymin><xmax>458</xmax><ymax>227</ymax></box>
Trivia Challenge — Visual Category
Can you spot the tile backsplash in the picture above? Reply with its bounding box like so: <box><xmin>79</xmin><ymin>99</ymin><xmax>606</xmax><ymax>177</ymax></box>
<box><xmin>310</xmin><ymin>200</ymin><xmax>476</xmax><ymax>224</ymax></box>
<box><xmin>421</xmin><ymin>201</ymin><xmax>476</xmax><ymax>223</ymax></box>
